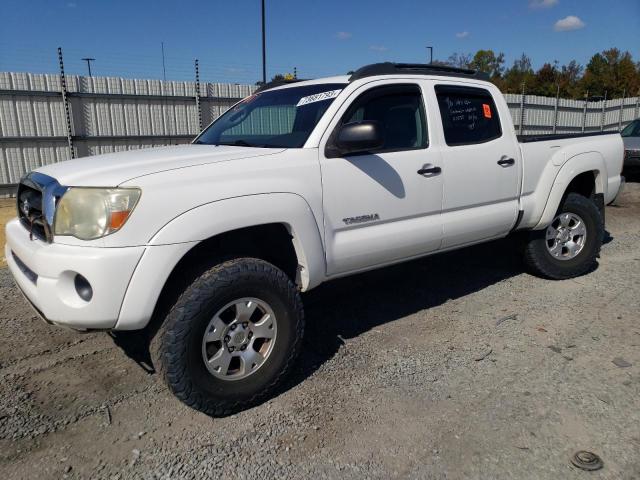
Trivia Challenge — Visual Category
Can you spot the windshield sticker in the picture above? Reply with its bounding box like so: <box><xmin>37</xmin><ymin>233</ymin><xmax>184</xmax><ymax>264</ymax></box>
<box><xmin>296</xmin><ymin>89</ymin><xmax>342</xmax><ymax>107</ymax></box>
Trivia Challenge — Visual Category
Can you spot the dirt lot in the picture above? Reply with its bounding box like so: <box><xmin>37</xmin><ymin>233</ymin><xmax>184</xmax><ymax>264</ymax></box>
<box><xmin>0</xmin><ymin>184</ymin><xmax>639</xmax><ymax>480</ymax></box>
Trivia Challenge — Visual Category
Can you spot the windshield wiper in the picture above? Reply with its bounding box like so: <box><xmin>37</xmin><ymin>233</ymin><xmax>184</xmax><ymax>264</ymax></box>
<box><xmin>215</xmin><ymin>140</ymin><xmax>254</xmax><ymax>147</ymax></box>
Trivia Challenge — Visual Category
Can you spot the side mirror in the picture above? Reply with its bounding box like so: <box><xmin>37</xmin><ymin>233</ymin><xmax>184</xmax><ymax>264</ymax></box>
<box><xmin>327</xmin><ymin>121</ymin><xmax>384</xmax><ymax>157</ymax></box>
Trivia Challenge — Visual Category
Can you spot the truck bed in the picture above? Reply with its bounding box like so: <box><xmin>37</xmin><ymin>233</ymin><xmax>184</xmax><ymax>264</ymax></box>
<box><xmin>518</xmin><ymin>131</ymin><xmax>619</xmax><ymax>143</ymax></box>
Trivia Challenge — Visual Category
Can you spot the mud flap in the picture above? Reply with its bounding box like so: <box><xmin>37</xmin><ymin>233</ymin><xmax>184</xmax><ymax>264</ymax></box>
<box><xmin>592</xmin><ymin>192</ymin><xmax>605</xmax><ymax>258</ymax></box>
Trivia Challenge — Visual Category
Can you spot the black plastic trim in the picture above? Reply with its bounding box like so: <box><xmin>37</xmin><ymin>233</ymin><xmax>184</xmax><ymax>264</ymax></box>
<box><xmin>510</xmin><ymin>210</ymin><xmax>525</xmax><ymax>233</ymax></box>
<box><xmin>12</xmin><ymin>252</ymin><xmax>38</xmax><ymax>284</ymax></box>
<box><xmin>349</xmin><ymin>63</ymin><xmax>490</xmax><ymax>82</ymax></box>
<box><xmin>593</xmin><ymin>192</ymin><xmax>605</xmax><ymax>225</ymax></box>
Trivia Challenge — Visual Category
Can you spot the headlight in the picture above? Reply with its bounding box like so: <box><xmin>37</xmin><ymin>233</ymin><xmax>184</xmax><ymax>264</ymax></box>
<box><xmin>54</xmin><ymin>188</ymin><xmax>141</xmax><ymax>240</ymax></box>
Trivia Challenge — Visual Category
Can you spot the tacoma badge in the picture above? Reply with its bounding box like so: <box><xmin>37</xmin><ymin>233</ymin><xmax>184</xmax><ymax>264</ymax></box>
<box><xmin>342</xmin><ymin>213</ymin><xmax>380</xmax><ymax>225</ymax></box>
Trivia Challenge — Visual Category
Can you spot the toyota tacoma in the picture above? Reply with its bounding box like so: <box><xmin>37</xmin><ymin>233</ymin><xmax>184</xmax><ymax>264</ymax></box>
<box><xmin>5</xmin><ymin>63</ymin><xmax>625</xmax><ymax>416</ymax></box>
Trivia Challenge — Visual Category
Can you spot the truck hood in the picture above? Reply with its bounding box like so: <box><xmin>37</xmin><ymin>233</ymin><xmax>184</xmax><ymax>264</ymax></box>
<box><xmin>35</xmin><ymin>144</ymin><xmax>285</xmax><ymax>186</ymax></box>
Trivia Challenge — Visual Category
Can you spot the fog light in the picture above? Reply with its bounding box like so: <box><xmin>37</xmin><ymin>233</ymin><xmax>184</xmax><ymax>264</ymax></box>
<box><xmin>74</xmin><ymin>274</ymin><xmax>93</xmax><ymax>302</ymax></box>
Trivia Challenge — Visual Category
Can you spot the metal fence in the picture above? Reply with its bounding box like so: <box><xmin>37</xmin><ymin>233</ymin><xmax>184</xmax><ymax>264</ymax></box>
<box><xmin>0</xmin><ymin>71</ymin><xmax>256</xmax><ymax>192</ymax></box>
<box><xmin>1</xmin><ymin>70</ymin><xmax>639</xmax><ymax>192</ymax></box>
<box><xmin>505</xmin><ymin>93</ymin><xmax>640</xmax><ymax>136</ymax></box>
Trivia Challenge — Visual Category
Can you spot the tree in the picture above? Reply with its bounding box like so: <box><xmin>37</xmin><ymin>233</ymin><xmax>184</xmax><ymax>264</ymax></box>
<box><xmin>469</xmin><ymin>50</ymin><xmax>505</xmax><ymax>79</ymax></box>
<box><xmin>580</xmin><ymin>48</ymin><xmax>640</xmax><ymax>98</ymax></box>
<box><xmin>446</xmin><ymin>52</ymin><xmax>472</xmax><ymax>69</ymax></box>
<box><xmin>531</xmin><ymin>62</ymin><xmax>559</xmax><ymax>97</ymax></box>
<box><xmin>557</xmin><ymin>60</ymin><xmax>584</xmax><ymax>98</ymax></box>
<box><xmin>255</xmin><ymin>72</ymin><xmax>296</xmax><ymax>86</ymax></box>
<box><xmin>503</xmin><ymin>53</ymin><xmax>536</xmax><ymax>93</ymax></box>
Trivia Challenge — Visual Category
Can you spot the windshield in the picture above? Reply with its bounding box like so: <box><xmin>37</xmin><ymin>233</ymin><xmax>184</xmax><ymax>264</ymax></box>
<box><xmin>195</xmin><ymin>83</ymin><xmax>347</xmax><ymax>148</ymax></box>
<box><xmin>621</xmin><ymin>119</ymin><xmax>640</xmax><ymax>137</ymax></box>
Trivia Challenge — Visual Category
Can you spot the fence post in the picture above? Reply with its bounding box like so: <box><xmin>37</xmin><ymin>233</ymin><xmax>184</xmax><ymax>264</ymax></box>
<box><xmin>581</xmin><ymin>91</ymin><xmax>588</xmax><ymax>133</ymax></box>
<box><xmin>518</xmin><ymin>82</ymin><xmax>526</xmax><ymax>136</ymax></box>
<box><xmin>635</xmin><ymin>93</ymin><xmax>639</xmax><ymax>121</ymax></box>
<box><xmin>600</xmin><ymin>91</ymin><xmax>607</xmax><ymax>132</ymax></box>
<box><xmin>194</xmin><ymin>59</ymin><xmax>203</xmax><ymax>133</ymax></box>
<box><xmin>552</xmin><ymin>83</ymin><xmax>560</xmax><ymax>134</ymax></box>
<box><xmin>618</xmin><ymin>89</ymin><xmax>625</xmax><ymax>131</ymax></box>
<box><xmin>57</xmin><ymin>47</ymin><xmax>75</xmax><ymax>159</ymax></box>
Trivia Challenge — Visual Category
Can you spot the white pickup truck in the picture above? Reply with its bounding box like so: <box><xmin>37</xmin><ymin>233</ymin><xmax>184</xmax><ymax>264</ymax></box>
<box><xmin>5</xmin><ymin>63</ymin><xmax>624</xmax><ymax>416</ymax></box>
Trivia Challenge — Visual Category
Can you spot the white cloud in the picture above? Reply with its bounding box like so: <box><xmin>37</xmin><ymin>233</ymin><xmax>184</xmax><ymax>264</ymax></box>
<box><xmin>335</xmin><ymin>31</ymin><xmax>352</xmax><ymax>40</ymax></box>
<box><xmin>369</xmin><ymin>45</ymin><xmax>388</xmax><ymax>52</ymax></box>
<box><xmin>554</xmin><ymin>15</ymin><xmax>586</xmax><ymax>31</ymax></box>
<box><xmin>529</xmin><ymin>0</ymin><xmax>558</xmax><ymax>8</ymax></box>
<box><xmin>456</xmin><ymin>31</ymin><xmax>470</xmax><ymax>39</ymax></box>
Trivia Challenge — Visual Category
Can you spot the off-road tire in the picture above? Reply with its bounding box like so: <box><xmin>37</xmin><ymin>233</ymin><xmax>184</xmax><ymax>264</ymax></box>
<box><xmin>523</xmin><ymin>192</ymin><xmax>603</xmax><ymax>280</ymax></box>
<box><xmin>150</xmin><ymin>257</ymin><xmax>304</xmax><ymax>416</ymax></box>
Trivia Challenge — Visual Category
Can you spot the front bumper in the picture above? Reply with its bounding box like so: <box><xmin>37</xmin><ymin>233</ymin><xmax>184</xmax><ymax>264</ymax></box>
<box><xmin>5</xmin><ymin>218</ymin><xmax>144</xmax><ymax>330</ymax></box>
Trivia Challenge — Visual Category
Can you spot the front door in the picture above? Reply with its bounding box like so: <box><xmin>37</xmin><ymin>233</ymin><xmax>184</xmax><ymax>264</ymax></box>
<box><xmin>320</xmin><ymin>82</ymin><xmax>443</xmax><ymax>276</ymax></box>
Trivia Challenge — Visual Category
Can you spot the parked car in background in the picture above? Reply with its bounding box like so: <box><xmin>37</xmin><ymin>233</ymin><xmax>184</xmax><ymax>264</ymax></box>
<box><xmin>622</xmin><ymin>118</ymin><xmax>640</xmax><ymax>169</ymax></box>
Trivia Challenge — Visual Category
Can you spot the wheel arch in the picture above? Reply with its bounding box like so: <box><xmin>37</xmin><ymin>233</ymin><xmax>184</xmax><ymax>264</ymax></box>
<box><xmin>115</xmin><ymin>194</ymin><xmax>325</xmax><ymax>331</ymax></box>
<box><xmin>534</xmin><ymin>152</ymin><xmax>605</xmax><ymax>230</ymax></box>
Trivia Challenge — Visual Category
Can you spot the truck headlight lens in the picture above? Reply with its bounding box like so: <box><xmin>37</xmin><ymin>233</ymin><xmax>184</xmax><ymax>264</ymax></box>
<box><xmin>54</xmin><ymin>188</ymin><xmax>141</xmax><ymax>240</ymax></box>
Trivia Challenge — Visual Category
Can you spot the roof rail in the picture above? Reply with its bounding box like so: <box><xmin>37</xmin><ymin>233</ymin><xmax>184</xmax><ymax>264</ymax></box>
<box><xmin>348</xmin><ymin>62</ymin><xmax>490</xmax><ymax>82</ymax></box>
<box><xmin>255</xmin><ymin>78</ymin><xmax>307</xmax><ymax>93</ymax></box>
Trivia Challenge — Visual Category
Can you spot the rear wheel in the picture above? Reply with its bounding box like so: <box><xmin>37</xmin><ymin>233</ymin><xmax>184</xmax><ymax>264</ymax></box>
<box><xmin>151</xmin><ymin>257</ymin><xmax>304</xmax><ymax>416</ymax></box>
<box><xmin>523</xmin><ymin>192</ymin><xmax>603</xmax><ymax>280</ymax></box>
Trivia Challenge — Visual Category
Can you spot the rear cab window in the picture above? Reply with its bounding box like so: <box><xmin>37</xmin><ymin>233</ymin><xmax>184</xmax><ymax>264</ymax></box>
<box><xmin>435</xmin><ymin>85</ymin><xmax>502</xmax><ymax>146</ymax></box>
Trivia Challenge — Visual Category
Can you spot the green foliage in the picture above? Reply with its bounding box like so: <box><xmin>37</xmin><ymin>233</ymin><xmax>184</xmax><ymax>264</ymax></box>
<box><xmin>470</xmin><ymin>50</ymin><xmax>505</xmax><ymax>80</ymax></box>
<box><xmin>443</xmin><ymin>48</ymin><xmax>640</xmax><ymax>99</ymax></box>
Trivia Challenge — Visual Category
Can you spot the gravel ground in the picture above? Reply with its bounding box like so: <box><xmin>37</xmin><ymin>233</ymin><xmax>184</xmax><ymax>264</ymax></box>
<box><xmin>1</xmin><ymin>183</ymin><xmax>639</xmax><ymax>479</ymax></box>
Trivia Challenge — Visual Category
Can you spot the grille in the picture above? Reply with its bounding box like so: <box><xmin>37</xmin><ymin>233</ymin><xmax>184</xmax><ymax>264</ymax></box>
<box><xmin>17</xmin><ymin>182</ymin><xmax>47</xmax><ymax>241</ymax></box>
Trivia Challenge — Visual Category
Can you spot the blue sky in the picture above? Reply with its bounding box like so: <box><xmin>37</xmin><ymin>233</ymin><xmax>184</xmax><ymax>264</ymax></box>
<box><xmin>0</xmin><ymin>0</ymin><xmax>638</xmax><ymax>84</ymax></box>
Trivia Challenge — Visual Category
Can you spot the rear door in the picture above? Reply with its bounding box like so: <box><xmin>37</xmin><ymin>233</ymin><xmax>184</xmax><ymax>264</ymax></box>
<box><xmin>319</xmin><ymin>81</ymin><xmax>443</xmax><ymax>275</ymax></box>
<box><xmin>433</xmin><ymin>83</ymin><xmax>521</xmax><ymax>248</ymax></box>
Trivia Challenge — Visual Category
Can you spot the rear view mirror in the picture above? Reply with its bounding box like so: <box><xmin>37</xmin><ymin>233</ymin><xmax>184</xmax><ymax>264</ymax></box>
<box><xmin>327</xmin><ymin>121</ymin><xmax>384</xmax><ymax>157</ymax></box>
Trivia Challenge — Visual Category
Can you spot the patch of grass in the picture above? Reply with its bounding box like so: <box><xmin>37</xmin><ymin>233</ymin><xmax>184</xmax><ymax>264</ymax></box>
<box><xmin>0</xmin><ymin>198</ymin><xmax>16</xmax><ymax>267</ymax></box>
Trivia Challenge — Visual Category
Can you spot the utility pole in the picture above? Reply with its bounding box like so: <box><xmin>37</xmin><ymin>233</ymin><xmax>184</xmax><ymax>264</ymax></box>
<box><xmin>81</xmin><ymin>57</ymin><xmax>95</xmax><ymax>77</ymax></box>
<box><xmin>161</xmin><ymin>42</ymin><xmax>167</xmax><ymax>81</ymax></box>
<box><xmin>426</xmin><ymin>46</ymin><xmax>433</xmax><ymax>64</ymax></box>
<box><xmin>261</xmin><ymin>0</ymin><xmax>267</xmax><ymax>84</ymax></box>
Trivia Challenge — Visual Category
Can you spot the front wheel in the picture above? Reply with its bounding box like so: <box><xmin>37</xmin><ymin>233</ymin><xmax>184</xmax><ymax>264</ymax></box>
<box><xmin>523</xmin><ymin>192</ymin><xmax>603</xmax><ymax>280</ymax></box>
<box><xmin>151</xmin><ymin>258</ymin><xmax>304</xmax><ymax>417</ymax></box>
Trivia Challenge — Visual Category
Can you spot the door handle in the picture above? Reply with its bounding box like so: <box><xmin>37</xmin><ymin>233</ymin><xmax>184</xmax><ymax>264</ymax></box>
<box><xmin>497</xmin><ymin>156</ymin><xmax>515</xmax><ymax>167</ymax></box>
<box><xmin>417</xmin><ymin>164</ymin><xmax>442</xmax><ymax>176</ymax></box>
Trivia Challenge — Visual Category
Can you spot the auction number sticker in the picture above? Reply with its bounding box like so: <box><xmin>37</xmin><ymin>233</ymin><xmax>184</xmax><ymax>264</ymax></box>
<box><xmin>296</xmin><ymin>89</ymin><xmax>342</xmax><ymax>107</ymax></box>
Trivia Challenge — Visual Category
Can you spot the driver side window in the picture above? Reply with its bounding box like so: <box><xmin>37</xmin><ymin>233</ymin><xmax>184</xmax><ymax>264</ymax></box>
<box><xmin>340</xmin><ymin>84</ymin><xmax>428</xmax><ymax>153</ymax></box>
